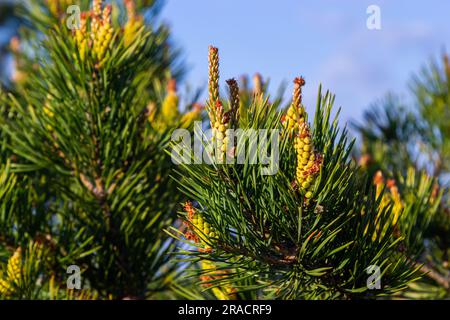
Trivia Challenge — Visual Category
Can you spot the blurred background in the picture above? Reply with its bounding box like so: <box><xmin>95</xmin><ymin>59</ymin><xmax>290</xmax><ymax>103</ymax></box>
<box><xmin>2</xmin><ymin>0</ymin><xmax>450</xmax><ymax>124</ymax></box>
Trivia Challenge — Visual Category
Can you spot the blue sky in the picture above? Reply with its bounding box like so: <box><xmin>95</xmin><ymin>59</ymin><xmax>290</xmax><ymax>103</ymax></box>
<box><xmin>159</xmin><ymin>0</ymin><xmax>450</xmax><ymax>124</ymax></box>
